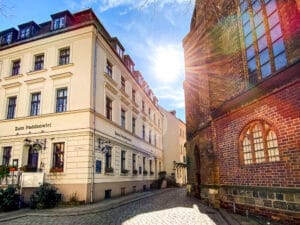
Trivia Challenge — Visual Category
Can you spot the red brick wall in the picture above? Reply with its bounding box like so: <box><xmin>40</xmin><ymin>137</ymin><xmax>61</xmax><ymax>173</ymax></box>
<box><xmin>215</xmin><ymin>81</ymin><xmax>300</xmax><ymax>187</ymax></box>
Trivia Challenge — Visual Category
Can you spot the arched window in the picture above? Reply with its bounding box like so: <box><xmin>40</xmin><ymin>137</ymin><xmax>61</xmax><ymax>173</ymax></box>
<box><xmin>240</xmin><ymin>121</ymin><xmax>279</xmax><ymax>165</ymax></box>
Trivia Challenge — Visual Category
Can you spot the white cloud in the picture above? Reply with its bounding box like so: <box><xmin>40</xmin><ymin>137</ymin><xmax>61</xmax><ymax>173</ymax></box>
<box><xmin>154</xmin><ymin>86</ymin><xmax>185</xmax><ymax>110</ymax></box>
<box><xmin>66</xmin><ymin>0</ymin><xmax>194</xmax><ymax>12</ymax></box>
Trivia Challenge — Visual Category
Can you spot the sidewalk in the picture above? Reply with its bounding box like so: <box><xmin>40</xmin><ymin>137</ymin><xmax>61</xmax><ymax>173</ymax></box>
<box><xmin>0</xmin><ymin>189</ymin><xmax>165</xmax><ymax>222</ymax></box>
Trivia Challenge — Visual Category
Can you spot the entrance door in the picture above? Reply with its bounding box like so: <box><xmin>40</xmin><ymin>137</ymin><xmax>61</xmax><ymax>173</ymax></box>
<box><xmin>194</xmin><ymin>146</ymin><xmax>201</xmax><ymax>197</ymax></box>
<box><xmin>27</xmin><ymin>147</ymin><xmax>38</xmax><ymax>171</ymax></box>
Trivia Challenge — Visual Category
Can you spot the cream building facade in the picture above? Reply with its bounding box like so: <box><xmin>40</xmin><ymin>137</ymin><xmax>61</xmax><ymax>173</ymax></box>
<box><xmin>160</xmin><ymin>108</ymin><xmax>187</xmax><ymax>186</ymax></box>
<box><xmin>0</xmin><ymin>9</ymin><xmax>164</xmax><ymax>202</ymax></box>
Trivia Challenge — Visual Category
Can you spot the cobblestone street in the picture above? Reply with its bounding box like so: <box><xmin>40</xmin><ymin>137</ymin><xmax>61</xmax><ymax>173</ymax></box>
<box><xmin>1</xmin><ymin>188</ymin><xmax>229</xmax><ymax>225</ymax></box>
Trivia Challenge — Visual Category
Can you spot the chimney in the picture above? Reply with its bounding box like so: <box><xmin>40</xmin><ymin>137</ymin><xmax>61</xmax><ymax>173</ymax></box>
<box><xmin>170</xmin><ymin>110</ymin><xmax>176</xmax><ymax>116</ymax></box>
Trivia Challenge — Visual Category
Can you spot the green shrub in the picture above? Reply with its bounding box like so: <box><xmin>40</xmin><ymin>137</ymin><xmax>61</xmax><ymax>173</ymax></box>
<box><xmin>30</xmin><ymin>183</ymin><xmax>61</xmax><ymax>209</ymax></box>
<box><xmin>0</xmin><ymin>165</ymin><xmax>10</xmax><ymax>183</ymax></box>
<box><xmin>0</xmin><ymin>186</ymin><xmax>19</xmax><ymax>211</ymax></box>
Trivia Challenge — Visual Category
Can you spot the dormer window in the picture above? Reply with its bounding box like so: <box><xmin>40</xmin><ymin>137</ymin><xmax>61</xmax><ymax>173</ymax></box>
<box><xmin>20</xmin><ymin>27</ymin><xmax>30</xmax><ymax>39</ymax></box>
<box><xmin>116</xmin><ymin>44</ymin><xmax>124</xmax><ymax>58</ymax></box>
<box><xmin>53</xmin><ymin>16</ymin><xmax>65</xmax><ymax>30</ymax></box>
<box><xmin>51</xmin><ymin>10</ymin><xmax>72</xmax><ymax>31</ymax></box>
<box><xmin>18</xmin><ymin>22</ymin><xmax>39</xmax><ymax>40</ymax></box>
<box><xmin>0</xmin><ymin>33</ymin><xmax>12</xmax><ymax>45</ymax></box>
<box><xmin>0</xmin><ymin>29</ymin><xmax>19</xmax><ymax>46</ymax></box>
<box><xmin>111</xmin><ymin>37</ymin><xmax>124</xmax><ymax>58</ymax></box>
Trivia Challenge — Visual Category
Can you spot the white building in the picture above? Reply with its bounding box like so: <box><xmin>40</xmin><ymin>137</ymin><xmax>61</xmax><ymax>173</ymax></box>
<box><xmin>0</xmin><ymin>9</ymin><xmax>164</xmax><ymax>202</ymax></box>
<box><xmin>160</xmin><ymin>108</ymin><xmax>187</xmax><ymax>186</ymax></box>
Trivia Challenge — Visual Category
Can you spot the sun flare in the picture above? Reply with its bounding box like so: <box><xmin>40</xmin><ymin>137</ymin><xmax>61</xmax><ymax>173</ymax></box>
<box><xmin>153</xmin><ymin>45</ymin><xmax>183</xmax><ymax>83</ymax></box>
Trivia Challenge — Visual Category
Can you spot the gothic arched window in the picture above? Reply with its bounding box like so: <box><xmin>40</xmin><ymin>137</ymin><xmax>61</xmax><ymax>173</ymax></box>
<box><xmin>240</xmin><ymin>120</ymin><xmax>279</xmax><ymax>165</ymax></box>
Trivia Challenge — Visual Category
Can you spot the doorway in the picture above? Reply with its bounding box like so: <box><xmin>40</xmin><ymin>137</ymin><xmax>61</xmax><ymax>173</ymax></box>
<box><xmin>27</xmin><ymin>146</ymin><xmax>39</xmax><ymax>171</ymax></box>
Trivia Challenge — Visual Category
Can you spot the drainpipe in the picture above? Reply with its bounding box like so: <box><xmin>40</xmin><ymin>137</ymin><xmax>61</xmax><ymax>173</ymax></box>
<box><xmin>90</xmin><ymin>32</ymin><xmax>97</xmax><ymax>203</ymax></box>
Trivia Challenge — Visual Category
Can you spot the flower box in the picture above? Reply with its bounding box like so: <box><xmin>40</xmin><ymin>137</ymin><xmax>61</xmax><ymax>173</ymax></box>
<box><xmin>50</xmin><ymin>167</ymin><xmax>63</xmax><ymax>173</ymax></box>
<box><xmin>9</xmin><ymin>167</ymin><xmax>17</xmax><ymax>172</ymax></box>
<box><xmin>19</xmin><ymin>165</ymin><xmax>37</xmax><ymax>172</ymax></box>
<box><xmin>121</xmin><ymin>169</ymin><xmax>129</xmax><ymax>174</ymax></box>
<box><xmin>105</xmin><ymin>167</ymin><xmax>114</xmax><ymax>173</ymax></box>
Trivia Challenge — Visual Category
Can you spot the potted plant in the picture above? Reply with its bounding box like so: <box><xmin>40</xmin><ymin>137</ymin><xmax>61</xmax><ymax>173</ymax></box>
<box><xmin>143</xmin><ymin>170</ymin><xmax>148</xmax><ymax>175</ymax></box>
<box><xmin>150</xmin><ymin>171</ymin><xmax>154</xmax><ymax>176</ymax></box>
<box><xmin>105</xmin><ymin>167</ymin><xmax>114</xmax><ymax>173</ymax></box>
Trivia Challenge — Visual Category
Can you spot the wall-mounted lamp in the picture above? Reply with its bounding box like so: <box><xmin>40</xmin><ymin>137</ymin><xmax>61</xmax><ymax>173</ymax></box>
<box><xmin>23</xmin><ymin>138</ymin><xmax>47</xmax><ymax>151</ymax></box>
<box><xmin>98</xmin><ymin>138</ymin><xmax>111</xmax><ymax>153</ymax></box>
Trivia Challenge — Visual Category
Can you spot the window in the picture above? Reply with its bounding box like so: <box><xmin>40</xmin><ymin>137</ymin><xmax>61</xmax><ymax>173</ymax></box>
<box><xmin>240</xmin><ymin>0</ymin><xmax>287</xmax><ymax>84</ymax></box>
<box><xmin>105</xmin><ymin>146</ymin><xmax>112</xmax><ymax>170</ymax></box>
<box><xmin>2</xmin><ymin>147</ymin><xmax>11</xmax><ymax>166</ymax></box>
<box><xmin>132</xmin><ymin>89</ymin><xmax>136</xmax><ymax>103</ymax></box>
<box><xmin>53</xmin><ymin>16</ymin><xmax>65</xmax><ymax>30</ymax></box>
<box><xmin>11</xmin><ymin>59</ymin><xmax>20</xmax><ymax>76</ymax></box>
<box><xmin>106</xmin><ymin>97</ymin><xmax>112</xmax><ymax>120</ymax></box>
<box><xmin>52</xmin><ymin>143</ymin><xmax>64</xmax><ymax>170</ymax></box>
<box><xmin>142</xmin><ymin>101</ymin><xmax>145</xmax><ymax>112</ymax></box>
<box><xmin>154</xmin><ymin>134</ymin><xmax>157</xmax><ymax>147</ymax></box>
<box><xmin>148</xmin><ymin>108</ymin><xmax>151</xmax><ymax>118</ymax></box>
<box><xmin>1</xmin><ymin>32</ymin><xmax>12</xmax><ymax>45</ymax></box>
<box><xmin>132</xmin><ymin>153</ymin><xmax>136</xmax><ymax>171</ymax></box>
<box><xmin>142</xmin><ymin>124</ymin><xmax>145</xmax><ymax>140</ymax></box>
<box><xmin>116</xmin><ymin>44</ymin><xmax>123</xmax><ymax>58</ymax></box>
<box><xmin>240</xmin><ymin>120</ymin><xmax>280</xmax><ymax>165</ymax></box>
<box><xmin>121</xmin><ymin>150</ymin><xmax>126</xmax><ymax>171</ymax></box>
<box><xmin>34</xmin><ymin>54</ymin><xmax>44</xmax><ymax>71</ymax></box>
<box><xmin>143</xmin><ymin>157</ymin><xmax>146</xmax><ymax>171</ymax></box>
<box><xmin>121</xmin><ymin>76</ymin><xmax>126</xmax><ymax>91</ymax></box>
<box><xmin>121</xmin><ymin>109</ymin><xmax>126</xmax><ymax>128</ymax></box>
<box><xmin>7</xmin><ymin>96</ymin><xmax>17</xmax><ymax>119</ymax></box>
<box><xmin>96</xmin><ymin>160</ymin><xmax>102</xmax><ymax>173</ymax></box>
<box><xmin>59</xmin><ymin>48</ymin><xmax>70</xmax><ymax>65</ymax></box>
<box><xmin>30</xmin><ymin>92</ymin><xmax>41</xmax><ymax>116</ymax></box>
<box><xmin>105</xmin><ymin>60</ymin><xmax>112</xmax><ymax>77</ymax></box>
<box><xmin>149</xmin><ymin>129</ymin><xmax>152</xmax><ymax>144</ymax></box>
<box><xmin>132</xmin><ymin>117</ymin><xmax>136</xmax><ymax>134</ymax></box>
<box><xmin>149</xmin><ymin>160</ymin><xmax>152</xmax><ymax>173</ymax></box>
<box><xmin>20</xmin><ymin>27</ymin><xmax>30</xmax><ymax>39</ymax></box>
<box><xmin>56</xmin><ymin>88</ymin><xmax>67</xmax><ymax>112</ymax></box>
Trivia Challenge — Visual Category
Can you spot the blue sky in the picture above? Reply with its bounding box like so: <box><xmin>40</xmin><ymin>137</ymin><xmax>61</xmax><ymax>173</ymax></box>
<box><xmin>0</xmin><ymin>0</ymin><xmax>195</xmax><ymax>122</ymax></box>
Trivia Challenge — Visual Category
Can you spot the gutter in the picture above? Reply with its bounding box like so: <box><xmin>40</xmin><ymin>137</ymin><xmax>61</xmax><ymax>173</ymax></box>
<box><xmin>90</xmin><ymin>31</ymin><xmax>97</xmax><ymax>203</ymax></box>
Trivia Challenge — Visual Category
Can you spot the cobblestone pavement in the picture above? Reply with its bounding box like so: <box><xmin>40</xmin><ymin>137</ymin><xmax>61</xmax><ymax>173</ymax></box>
<box><xmin>1</xmin><ymin>188</ymin><xmax>229</xmax><ymax>225</ymax></box>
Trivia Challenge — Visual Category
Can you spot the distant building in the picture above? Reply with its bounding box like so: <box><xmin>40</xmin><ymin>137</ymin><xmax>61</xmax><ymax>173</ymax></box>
<box><xmin>183</xmin><ymin>0</ymin><xmax>300</xmax><ymax>223</ymax></box>
<box><xmin>0</xmin><ymin>9</ymin><xmax>164</xmax><ymax>202</ymax></box>
<box><xmin>160</xmin><ymin>108</ymin><xmax>187</xmax><ymax>186</ymax></box>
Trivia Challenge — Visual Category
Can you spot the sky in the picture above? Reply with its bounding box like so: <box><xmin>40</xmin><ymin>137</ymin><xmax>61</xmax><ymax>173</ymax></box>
<box><xmin>0</xmin><ymin>0</ymin><xmax>195</xmax><ymax>122</ymax></box>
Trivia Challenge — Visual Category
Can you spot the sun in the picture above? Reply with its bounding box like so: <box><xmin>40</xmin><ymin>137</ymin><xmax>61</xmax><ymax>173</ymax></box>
<box><xmin>153</xmin><ymin>45</ymin><xmax>183</xmax><ymax>83</ymax></box>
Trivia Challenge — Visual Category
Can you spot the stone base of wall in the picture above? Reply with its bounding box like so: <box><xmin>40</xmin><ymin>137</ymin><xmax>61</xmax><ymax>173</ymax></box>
<box><xmin>92</xmin><ymin>180</ymin><xmax>154</xmax><ymax>202</ymax></box>
<box><xmin>21</xmin><ymin>180</ymin><xmax>156</xmax><ymax>204</ymax></box>
<box><xmin>199</xmin><ymin>185</ymin><xmax>300</xmax><ymax>224</ymax></box>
